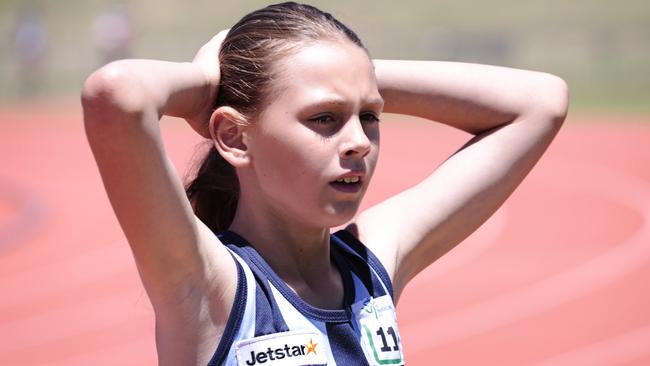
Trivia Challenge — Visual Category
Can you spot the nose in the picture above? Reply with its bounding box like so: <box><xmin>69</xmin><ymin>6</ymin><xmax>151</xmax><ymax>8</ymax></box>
<box><xmin>339</xmin><ymin>118</ymin><xmax>372</xmax><ymax>159</ymax></box>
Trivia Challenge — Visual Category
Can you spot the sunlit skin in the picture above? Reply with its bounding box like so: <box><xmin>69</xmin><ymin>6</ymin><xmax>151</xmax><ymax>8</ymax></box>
<box><xmin>82</xmin><ymin>20</ymin><xmax>568</xmax><ymax>365</ymax></box>
<box><xmin>226</xmin><ymin>40</ymin><xmax>384</xmax><ymax>308</ymax></box>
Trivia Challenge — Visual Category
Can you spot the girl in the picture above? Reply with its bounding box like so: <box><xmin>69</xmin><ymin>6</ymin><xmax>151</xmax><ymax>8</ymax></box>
<box><xmin>81</xmin><ymin>2</ymin><xmax>568</xmax><ymax>365</ymax></box>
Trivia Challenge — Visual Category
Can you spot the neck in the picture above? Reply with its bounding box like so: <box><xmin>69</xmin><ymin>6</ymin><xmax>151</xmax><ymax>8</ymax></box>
<box><xmin>229</xmin><ymin>191</ymin><xmax>333</xmax><ymax>287</ymax></box>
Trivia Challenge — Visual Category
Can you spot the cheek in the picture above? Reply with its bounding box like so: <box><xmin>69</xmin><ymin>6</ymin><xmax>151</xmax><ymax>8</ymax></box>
<box><xmin>252</xmin><ymin>133</ymin><xmax>330</xmax><ymax>188</ymax></box>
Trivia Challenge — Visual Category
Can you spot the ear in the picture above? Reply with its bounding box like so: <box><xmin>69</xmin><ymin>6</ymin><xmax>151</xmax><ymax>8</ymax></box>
<box><xmin>209</xmin><ymin>106</ymin><xmax>250</xmax><ymax>167</ymax></box>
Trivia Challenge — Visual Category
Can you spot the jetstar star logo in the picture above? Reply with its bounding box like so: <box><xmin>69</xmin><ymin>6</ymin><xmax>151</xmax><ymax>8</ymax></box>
<box><xmin>305</xmin><ymin>339</ymin><xmax>318</xmax><ymax>355</ymax></box>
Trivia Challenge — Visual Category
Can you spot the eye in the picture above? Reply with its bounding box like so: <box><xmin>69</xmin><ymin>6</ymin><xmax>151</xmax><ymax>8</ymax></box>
<box><xmin>310</xmin><ymin>114</ymin><xmax>336</xmax><ymax>124</ymax></box>
<box><xmin>360</xmin><ymin>112</ymin><xmax>380</xmax><ymax>123</ymax></box>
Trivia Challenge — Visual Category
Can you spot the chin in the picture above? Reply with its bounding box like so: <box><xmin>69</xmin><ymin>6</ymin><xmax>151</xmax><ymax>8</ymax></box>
<box><xmin>322</xmin><ymin>202</ymin><xmax>360</xmax><ymax>227</ymax></box>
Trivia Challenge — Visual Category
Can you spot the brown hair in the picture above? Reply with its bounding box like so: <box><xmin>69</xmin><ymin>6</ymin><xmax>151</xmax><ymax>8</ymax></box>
<box><xmin>185</xmin><ymin>2</ymin><xmax>368</xmax><ymax>233</ymax></box>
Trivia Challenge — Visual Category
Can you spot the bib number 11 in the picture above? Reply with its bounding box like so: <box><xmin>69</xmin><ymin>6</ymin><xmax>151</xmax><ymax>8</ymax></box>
<box><xmin>375</xmin><ymin>326</ymin><xmax>400</xmax><ymax>352</ymax></box>
<box><xmin>362</xmin><ymin>324</ymin><xmax>403</xmax><ymax>364</ymax></box>
<box><xmin>354</xmin><ymin>295</ymin><xmax>404</xmax><ymax>365</ymax></box>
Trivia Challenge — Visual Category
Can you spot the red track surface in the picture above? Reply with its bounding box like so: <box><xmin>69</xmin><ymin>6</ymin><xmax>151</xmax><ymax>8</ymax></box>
<box><xmin>1</xmin><ymin>103</ymin><xmax>649</xmax><ymax>365</ymax></box>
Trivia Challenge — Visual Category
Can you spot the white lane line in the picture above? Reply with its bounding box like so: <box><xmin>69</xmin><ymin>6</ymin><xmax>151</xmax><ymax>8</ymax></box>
<box><xmin>408</xmin><ymin>203</ymin><xmax>508</xmax><ymax>285</ymax></box>
<box><xmin>530</xmin><ymin>324</ymin><xmax>650</xmax><ymax>366</ymax></box>
<box><xmin>403</xmin><ymin>159</ymin><xmax>650</xmax><ymax>351</ymax></box>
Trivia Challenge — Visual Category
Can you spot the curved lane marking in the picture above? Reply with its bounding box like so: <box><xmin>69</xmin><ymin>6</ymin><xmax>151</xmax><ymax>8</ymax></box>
<box><xmin>403</xmin><ymin>159</ymin><xmax>650</xmax><ymax>351</ymax></box>
<box><xmin>408</xmin><ymin>204</ymin><xmax>508</xmax><ymax>284</ymax></box>
<box><xmin>530</xmin><ymin>324</ymin><xmax>650</xmax><ymax>366</ymax></box>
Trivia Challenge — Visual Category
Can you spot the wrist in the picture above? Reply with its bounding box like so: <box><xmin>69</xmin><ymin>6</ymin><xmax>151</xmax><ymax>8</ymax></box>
<box><xmin>160</xmin><ymin>62</ymin><xmax>214</xmax><ymax>120</ymax></box>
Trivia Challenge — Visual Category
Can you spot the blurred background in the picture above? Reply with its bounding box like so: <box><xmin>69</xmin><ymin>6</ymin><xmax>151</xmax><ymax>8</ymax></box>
<box><xmin>1</xmin><ymin>1</ymin><xmax>650</xmax><ymax>365</ymax></box>
<box><xmin>0</xmin><ymin>0</ymin><xmax>649</xmax><ymax>114</ymax></box>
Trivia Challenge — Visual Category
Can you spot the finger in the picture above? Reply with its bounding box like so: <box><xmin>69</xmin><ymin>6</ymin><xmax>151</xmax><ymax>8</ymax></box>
<box><xmin>214</xmin><ymin>28</ymin><xmax>230</xmax><ymax>42</ymax></box>
<box><xmin>193</xmin><ymin>29</ymin><xmax>230</xmax><ymax>63</ymax></box>
<box><xmin>206</xmin><ymin>29</ymin><xmax>230</xmax><ymax>51</ymax></box>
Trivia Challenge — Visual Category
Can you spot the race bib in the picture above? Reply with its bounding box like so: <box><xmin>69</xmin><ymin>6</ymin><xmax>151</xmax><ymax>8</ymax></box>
<box><xmin>352</xmin><ymin>295</ymin><xmax>404</xmax><ymax>365</ymax></box>
<box><xmin>235</xmin><ymin>330</ymin><xmax>327</xmax><ymax>366</ymax></box>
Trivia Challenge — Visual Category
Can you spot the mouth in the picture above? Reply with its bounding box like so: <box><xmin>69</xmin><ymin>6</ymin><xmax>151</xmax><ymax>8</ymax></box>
<box><xmin>329</xmin><ymin>175</ymin><xmax>363</xmax><ymax>193</ymax></box>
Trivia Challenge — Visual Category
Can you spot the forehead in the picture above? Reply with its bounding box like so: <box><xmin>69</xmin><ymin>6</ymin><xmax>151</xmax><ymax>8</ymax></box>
<box><xmin>270</xmin><ymin>40</ymin><xmax>382</xmax><ymax>106</ymax></box>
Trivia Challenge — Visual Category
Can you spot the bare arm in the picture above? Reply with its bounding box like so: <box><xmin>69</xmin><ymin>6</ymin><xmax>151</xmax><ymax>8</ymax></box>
<box><xmin>81</xmin><ymin>32</ymin><xmax>236</xmax><ymax>363</ymax></box>
<box><xmin>354</xmin><ymin>60</ymin><xmax>569</xmax><ymax>301</ymax></box>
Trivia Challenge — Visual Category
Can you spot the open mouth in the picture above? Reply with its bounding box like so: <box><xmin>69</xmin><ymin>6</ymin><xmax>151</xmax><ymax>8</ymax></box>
<box><xmin>330</xmin><ymin>176</ymin><xmax>363</xmax><ymax>193</ymax></box>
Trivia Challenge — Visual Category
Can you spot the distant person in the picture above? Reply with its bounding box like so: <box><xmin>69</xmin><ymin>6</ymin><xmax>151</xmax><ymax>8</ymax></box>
<box><xmin>12</xmin><ymin>7</ymin><xmax>48</xmax><ymax>97</ymax></box>
<box><xmin>92</xmin><ymin>4</ymin><xmax>133</xmax><ymax>64</ymax></box>
<box><xmin>81</xmin><ymin>2</ymin><xmax>568</xmax><ymax>364</ymax></box>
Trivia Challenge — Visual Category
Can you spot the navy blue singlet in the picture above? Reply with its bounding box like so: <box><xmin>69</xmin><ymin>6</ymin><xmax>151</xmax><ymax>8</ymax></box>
<box><xmin>206</xmin><ymin>230</ymin><xmax>405</xmax><ymax>366</ymax></box>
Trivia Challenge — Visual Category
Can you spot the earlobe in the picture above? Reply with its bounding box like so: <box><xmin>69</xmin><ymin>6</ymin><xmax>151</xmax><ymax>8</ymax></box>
<box><xmin>209</xmin><ymin>107</ymin><xmax>250</xmax><ymax>167</ymax></box>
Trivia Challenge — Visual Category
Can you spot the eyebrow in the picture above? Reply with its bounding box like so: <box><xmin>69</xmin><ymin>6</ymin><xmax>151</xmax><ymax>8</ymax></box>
<box><xmin>315</xmin><ymin>96</ymin><xmax>385</xmax><ymax>108</ymax></box>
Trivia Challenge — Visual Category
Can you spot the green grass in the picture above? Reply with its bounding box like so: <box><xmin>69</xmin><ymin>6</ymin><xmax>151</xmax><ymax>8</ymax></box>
<box><xmin>1</xmin><ymin>0</ymin><xmax>648</xmax><ymax>117</ymax></box>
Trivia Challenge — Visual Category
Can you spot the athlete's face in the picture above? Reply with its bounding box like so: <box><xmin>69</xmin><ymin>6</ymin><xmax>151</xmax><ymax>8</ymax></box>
<box><xmin>245</xmin><ymin>40</ymin><xmax>383</xmax><ymax>228</ymax></box>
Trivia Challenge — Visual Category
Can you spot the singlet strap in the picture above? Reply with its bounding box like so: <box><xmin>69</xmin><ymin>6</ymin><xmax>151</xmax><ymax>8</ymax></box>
<box><xmin>331</xmin><ymin>230</ymin><xmax>395</xmax><ymax>301</ymax></box>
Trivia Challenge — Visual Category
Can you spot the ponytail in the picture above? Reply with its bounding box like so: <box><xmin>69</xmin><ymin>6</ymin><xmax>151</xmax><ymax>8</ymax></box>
<box><xmin>185</xmin><ymin>145</ymin><xmax>239</xmax><ymax>233</ymax></box>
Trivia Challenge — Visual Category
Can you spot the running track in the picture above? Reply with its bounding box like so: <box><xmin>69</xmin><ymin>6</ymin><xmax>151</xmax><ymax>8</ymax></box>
<box><xmin>1</xmin><ymin>102</ymin><xmax>649</xmax><ymax>365</ymax></box>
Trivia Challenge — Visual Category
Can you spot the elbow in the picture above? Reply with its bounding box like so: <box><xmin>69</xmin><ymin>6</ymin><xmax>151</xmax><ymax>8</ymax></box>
<box><xmin>81</xmin><ymin>63</ymin><xmax>117</xmax><ymax>110</ymax></box>
<box><xmin>81</xmin><ymin>61</ymin><xmax>148</xmax><ymax>125</ymax></box>
<box><xmin>528</xmin><ymin>73</ymin><xmax>570</xmax><ymax>126</ymax></box>
<box><xmin>544</xmin><ymin>74</ymin><xmax>570</xmax><ymax>123</ymax></box>
<box><xmin>81</xmin><ymin>62</ymin><xmax>155</xmax><ymax>147</ymax></box>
